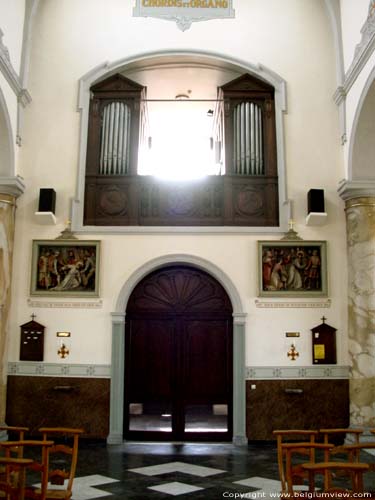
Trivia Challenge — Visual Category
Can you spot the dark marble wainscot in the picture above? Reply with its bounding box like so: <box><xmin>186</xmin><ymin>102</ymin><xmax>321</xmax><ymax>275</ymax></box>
<box><xmin>246</xmin><ymin>379</ymin><xmax>349</xmax><ymax>440</ymax></box>
<box><xmin>6</xmin><ymin>375</ymin><xmax>110</xmax><ymax>438</ymax></box>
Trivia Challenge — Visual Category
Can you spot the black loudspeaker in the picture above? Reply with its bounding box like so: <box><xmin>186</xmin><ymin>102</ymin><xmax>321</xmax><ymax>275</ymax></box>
<box><xmin>38</xmin><ymin>188</ymin><xmax>56</xmax><ymax>214</ymax></box>
<box><xmin>307</xmin><ymin>189</ymin><xmax>325</xmax><ymax>213</ymax></box>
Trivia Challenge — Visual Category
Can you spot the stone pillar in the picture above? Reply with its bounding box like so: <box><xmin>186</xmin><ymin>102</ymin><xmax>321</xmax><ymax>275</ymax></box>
<box><xmin>339</xmin><ymin>181</ymin><xmax>375</xmax><ymax>430</ymax></box>
<box><xmin>0</xmin><ymin>177</ymin><xmax>25</xmax><ymax>424</ymax></box>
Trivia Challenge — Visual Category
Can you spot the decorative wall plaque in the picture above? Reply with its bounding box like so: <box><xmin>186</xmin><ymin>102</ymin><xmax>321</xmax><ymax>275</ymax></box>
<box><xmin>311</xmin><ymin>317</ymin><xmax>337</xmax><ymax>365</ymax></box>
<box><xmin>133</xmin><ymin>0</ymin><xmax>235</xmax><ymax>31</ymax></box>
<box><xmin>20</xmin><ymin>316</ymin><xmax>45</xmax><ymax>361</ymax></box>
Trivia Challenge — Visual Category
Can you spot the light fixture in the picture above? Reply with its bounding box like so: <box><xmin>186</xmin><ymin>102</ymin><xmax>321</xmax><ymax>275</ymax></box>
<box><xmin>174</xmin><ymin>93</ymin><xmax>190</xmax><ymax>100</ymax></box>
<box><xmin>57</xmin><ymin>331</ymin><xmax>71</xmax><ymax>359</ymax></box>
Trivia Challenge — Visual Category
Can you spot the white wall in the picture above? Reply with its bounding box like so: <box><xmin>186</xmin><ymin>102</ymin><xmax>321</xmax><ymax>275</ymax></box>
<box><xmin>8</xmin><ymin>0</ymin><xmax>347</xmax><ymax>368</ymax></box>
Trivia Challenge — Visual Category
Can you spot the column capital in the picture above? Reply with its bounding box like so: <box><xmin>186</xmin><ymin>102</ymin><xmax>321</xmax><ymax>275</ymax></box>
<box><xmin>0</xmin><ymin>176</ymin><xmax>26</xmax><ymax>199</ymax></box>
<box><xmin>338</xmin><ymin>179</ymin><xmax>375</xmax><ymax>202</ymax></box>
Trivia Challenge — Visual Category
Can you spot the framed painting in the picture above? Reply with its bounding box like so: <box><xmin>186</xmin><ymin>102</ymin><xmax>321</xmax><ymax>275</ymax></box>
<box><xmin>30</xmin><ymin>240</ymin><xmax>100</xmax><ymax>297</ymax></box>
<box><xmin>258</xmin><ymin>240</ymin><xmax>328</xmax><ymax>297</ymax></box>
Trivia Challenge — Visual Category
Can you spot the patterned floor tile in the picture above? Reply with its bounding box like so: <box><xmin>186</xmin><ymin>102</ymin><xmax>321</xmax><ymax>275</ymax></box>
<box><xmin>129</xmin><ymin>461</ymin><xmax>225</xmax><ymax>477</ymax></box>
<box><xmin>148</xmin><ymin>481</ymin><xmax>204</xmax><ymax>496</ymax></box>
<box><xmin>71</xmin><ymin>475</ymin><xmax>120</xmax><ymax>500</ymax></box>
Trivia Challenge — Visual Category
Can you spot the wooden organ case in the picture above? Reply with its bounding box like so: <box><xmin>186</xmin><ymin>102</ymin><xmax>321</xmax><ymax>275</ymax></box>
<box><xmin>83</xmin><ymin>73</ymin><xmax>279</xmax><ymax>227</ymax></box>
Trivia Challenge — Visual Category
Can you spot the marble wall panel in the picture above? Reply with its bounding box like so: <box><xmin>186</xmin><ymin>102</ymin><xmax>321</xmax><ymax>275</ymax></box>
<box><xmin>346</xmin><ymin>197</ymin><xmax>375</xmax><ymax>427</ymax></box>
<box><xmin>0</xmin><ymin>193</ymin><xmax>16</xmax><ymax>423</ymax></box>
<box><xmin>6</xmin><ymin>376</ymin><xmax>110</xmax><ymax>438</ymax></box>
<box><xmin>246</xmin><ymin>379</ymin><xmax>349</xmax><ymax>440</ymax></box>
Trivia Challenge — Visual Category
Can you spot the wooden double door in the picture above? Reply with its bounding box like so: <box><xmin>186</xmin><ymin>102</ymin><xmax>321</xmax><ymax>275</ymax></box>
<box><xmin>124</xmin><ymin>265</ymin><xmax>233</xmax><ymax>441</ymax></box>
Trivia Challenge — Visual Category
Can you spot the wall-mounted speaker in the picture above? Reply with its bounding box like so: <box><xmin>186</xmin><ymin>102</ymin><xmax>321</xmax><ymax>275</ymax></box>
<box><xmin>307</xmin><ymin>189</ymin><xmax>325</xmax><ymax>214</ymax></box>
<box><xmin>38</xmin><ymin>188</ymin><xmax>56</xmax><ymax>214</ymax></box>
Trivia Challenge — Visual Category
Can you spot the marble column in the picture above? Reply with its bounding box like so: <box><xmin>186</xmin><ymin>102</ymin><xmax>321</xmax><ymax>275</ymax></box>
<box><xmin>0</xmin><ymin>177</ymin><xmax>25</xmax><ymax>425</ymax></box>
<box><xmin>339</xmin><ymin>181</ymin><xmax>375</xmax><ymax>430</ymax></box>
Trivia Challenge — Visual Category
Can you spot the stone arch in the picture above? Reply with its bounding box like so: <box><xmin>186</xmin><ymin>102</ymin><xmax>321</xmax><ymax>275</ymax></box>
<box><xmin>348</xmin><ymin>67</ymin><xmax>375</xmax><ymax>182</ymax></box>
<box><xmin>114</xmin><ymin>253</ymin><xmax>244</xmax><ymax>315</ymax></box>
<box><xmin>0</xmin><ymin>88</ymin><xmax>15</xmax><ymax>176</ymax></box>
<box><xmin>109</xmin><ymin>253</ymin><xmax>247</xmax><ymax>446</ymax></box>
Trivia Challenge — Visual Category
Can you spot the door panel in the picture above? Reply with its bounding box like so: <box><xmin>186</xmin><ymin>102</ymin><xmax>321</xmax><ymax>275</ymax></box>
<box><xmin>127</xmin><ymin>318</ymin><xmax>175</xmax><ymax>402</ymax></box>
<box><xmin>124</xmin><ymin>265</ymin><xmax>233</xmax><ymax>441</ymax></box>
<box><xmin>183</xmin><ymin>319</ymin><xmax>232</xmax><ymax>402</ymax></box>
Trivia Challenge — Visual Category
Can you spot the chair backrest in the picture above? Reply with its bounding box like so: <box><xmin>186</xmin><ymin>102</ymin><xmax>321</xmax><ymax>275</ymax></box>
<box><xmin>38</xmin><ymin>427</ymin><xmax>84</xmax><ymax>496</ymax></box>
<box><xmin>0</xmin><ymin>426</ymin><xmax>29</xmax><ymax>458</ymax></box>
<box><xmin>340</xmin><ymin>442</ymin><xmax>375</xmax><ymax>463</ymax></box>
<box><xmin>273</xmin><ymin>429</ymin><xmax>319</xmax><ymax>493</ymax></box>
<box><xmin>319</xmin><ymin>428</ymin><xmax>363</xmax><ymax>445</ymax></box>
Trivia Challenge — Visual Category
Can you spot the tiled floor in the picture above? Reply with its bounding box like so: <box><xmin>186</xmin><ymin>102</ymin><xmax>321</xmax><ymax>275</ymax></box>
<box><xmin>69</xmin><ymin>441</ymin><xmax>375</xmax><ymax>499</ymax></box>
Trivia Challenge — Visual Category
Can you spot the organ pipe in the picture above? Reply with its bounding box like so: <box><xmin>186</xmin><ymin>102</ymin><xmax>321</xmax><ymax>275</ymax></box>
<box><xmin>233</xmin><ymin>102</ymin><xmax>264</xmax><ymax>175</ymax></box>
<box><xmin>100</xmin><ymin>102</ymin><xmax>131</xmax><ymax>175</ymax></box>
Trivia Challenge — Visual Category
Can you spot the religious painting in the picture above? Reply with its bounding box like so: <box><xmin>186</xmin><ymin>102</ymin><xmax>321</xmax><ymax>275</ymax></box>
<box><xmin>30</xmin><ymin>240</ymin><xmax>100</xmax><ymax>297</ymax></box>
<box><xmin>258</xmin><ymin>241</ymin><xmax>328</xmax><ymax>297</ymax></box>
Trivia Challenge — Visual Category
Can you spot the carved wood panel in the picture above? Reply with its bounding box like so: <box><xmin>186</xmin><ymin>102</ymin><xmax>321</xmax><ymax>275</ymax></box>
<box><xmin>127</xmin><ymin>265</ymin><xmax>233</xmax><ymax>314</ymax></box>
<box><xmin>84</xmin><ymin>175</ymin><xmax>279</xmax><ymax>226</ymax></box>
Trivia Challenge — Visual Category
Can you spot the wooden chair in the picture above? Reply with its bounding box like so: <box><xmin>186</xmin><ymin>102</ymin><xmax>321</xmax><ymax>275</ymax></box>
<box><xmin>0</xmin><ymin>440</ymin><xmax>54</xmax><ymax>500</ymax></box>
<box><xmin>38</xmin><ymin>427</ymin><xmax>84</xmax><ymax>500</ymax></box>
<box><xmin>302</xmin><ymin>461</ymin><xmax>369</xmax><ymax>495</ymax></box>
<box><xmin>273</xmin><ymin>430</ymin><xmax>320</xmax><ymax>494</ymax></box>
<box><xmin>320</xmin><ymin>428</ymin><xmax>363</xmax><ymax>446</ymax></box>
<box><xmin>283</xmin><ymin>442</ymin><xmax>334</xmax><ymax>495</ymax></box>
<box><xmin>0</xmin><ymin>456</ymin><xmax>34</xmax><ymax>500</ymax></box>
<box><xmin>0</xmin><ymin>427</ymin><xmax>29</xmax><ymax>459</ymax></box>
<box><xmin>0</xmin><ymin>426</ymin><xmax>29</xmax><ymax>442</ymax></box>
<box><xmin>0</xmin><ymin>429</ymin><xmax>31</xmax><ymax>500</ymax></box>
<box><xmin>340</xmin><ymin>442</ymin><xmax>375</xmax><ymax>473</ymax></box>
<box><xmin>319</xmin><ymin>428</ymin><xmax>365</xmax><ymax>476</ymax></box>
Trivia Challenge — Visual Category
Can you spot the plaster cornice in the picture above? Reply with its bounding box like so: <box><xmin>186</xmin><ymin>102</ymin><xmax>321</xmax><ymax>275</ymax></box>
<box><xmin>338</xmin><ymin>179</ymin><xmax>375</xmax><ymax>201</ymax></box>
<box><xmin>0</xmin><ymin>29</ymin><xmax>31</xmax><ymax>107</ymax></box>
<box><xmin>0</xmin><ymin>176</ymin><xmax>26</xmax><ymax>198</ymax></box>
<box><xmin>340</xmin><ymin>2</ymin><xmax>375</xmax><ymax>97</ymax></box>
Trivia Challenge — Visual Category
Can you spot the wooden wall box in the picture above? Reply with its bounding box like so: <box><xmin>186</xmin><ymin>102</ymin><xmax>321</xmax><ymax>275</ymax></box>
<box><xmin>19</xmin><ymin>320</ymin><xmax>45</xmax><ymax>361</ymax></box>
<box><xmin>311</xmin><ymin>320</ymin><xmax>337</xmax><ymax>364</ymax></box>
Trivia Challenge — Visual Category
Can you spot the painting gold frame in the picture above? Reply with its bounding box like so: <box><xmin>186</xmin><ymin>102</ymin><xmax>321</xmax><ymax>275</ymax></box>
<box><xmin>30</xmin><ymin>240</ymin><xmax>100</xmax><ymax>297</ymax></box>
<box><xmin>258</xmin><ymin>240</ymin><xmax>328</xmax><ymax>298</ymax></box>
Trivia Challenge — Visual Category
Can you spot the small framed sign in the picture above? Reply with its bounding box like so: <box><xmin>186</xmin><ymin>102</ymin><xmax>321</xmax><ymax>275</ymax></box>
<box><xmin>133</xmin><ymin>0</ymin><xmax>235</xmax><ymax>31</ymax></box>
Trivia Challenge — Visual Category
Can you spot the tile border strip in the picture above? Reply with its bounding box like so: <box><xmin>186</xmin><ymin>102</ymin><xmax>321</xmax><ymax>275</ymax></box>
<box><xmin>246</xmin><ymin>365</ymin><xmax>349</xmax><ymax>380</ymax></box>
<box><xmin>8</xmin><ymin>362</ymin><xmax>111</xmax><ymax>378</ymax></box>
<box><xmin>8</xmin><ymin>362</ymin><xmax>349</xmax><ymax>380</ymax></box>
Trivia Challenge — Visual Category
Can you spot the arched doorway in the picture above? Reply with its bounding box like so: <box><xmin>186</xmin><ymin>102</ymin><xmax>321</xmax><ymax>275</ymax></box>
<box><xmin>124</xmin><ymin>264</ymin><xmax>233</xmax><ymax>441</ymax></box>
